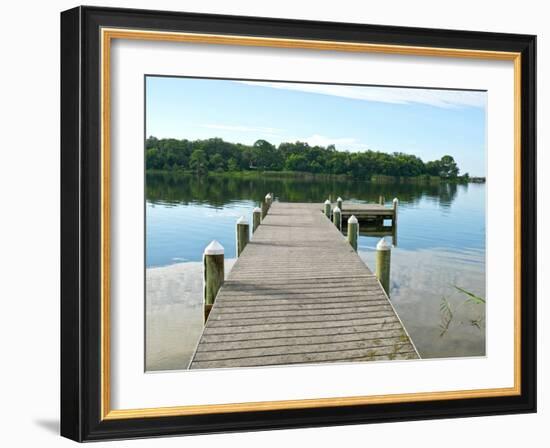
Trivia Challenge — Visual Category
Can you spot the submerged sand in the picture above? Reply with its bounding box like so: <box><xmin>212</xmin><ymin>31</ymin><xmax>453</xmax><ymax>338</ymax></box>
<box><xmin>146</xmin><ymin>259</ymin><xmax>236</xmax><ymax>371</ymax></box>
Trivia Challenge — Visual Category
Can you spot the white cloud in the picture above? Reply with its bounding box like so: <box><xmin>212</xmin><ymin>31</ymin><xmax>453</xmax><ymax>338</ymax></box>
<box><xmin>236</xmin><ymin>81</ymin><xmax>486</xmax><ymax>109</ymax></box>
<box><xmin>201</xmin><ymin>124</ymin><xmax>281</xmax><ymax>134</ymax></box>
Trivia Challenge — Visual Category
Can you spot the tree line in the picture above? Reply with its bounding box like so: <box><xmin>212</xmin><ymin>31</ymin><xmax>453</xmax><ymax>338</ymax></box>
<box><xmin>146</xmin><ymin>136</ymin><xmax>473</xmax><ymax>181</ymax></box>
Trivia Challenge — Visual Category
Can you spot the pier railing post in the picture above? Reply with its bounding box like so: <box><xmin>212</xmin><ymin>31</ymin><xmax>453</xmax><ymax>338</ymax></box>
<box><xmin>379</xmin><ymin>195</ymin><xmax>385</xmax><ymax>205</ymax></box>
<box><xmin>337</xmin><ymin>196</ymin><xmax>343</xmax><ymax>211</ymax></box>
<box><xmin>236</xmin><ymin>216</ymin><xmax>250</xmax><ymax>257</ymax></box>
<box><xmin>203</xmin><ymin>240</ymin><xmax>224</xmax><ymax>322</ymax></box>
<box><xmin>261</xmin><ymin>199</ymin><xmax>268</xmax><ymax>219</ymax></box>
<box><xmin>392</xmin><ymin>197</ymin><xmax>399</xmax><ymax>245</ymax></box>
<box><xmin>376</xmin><ymin>238</ymin><xmax>391</xmax><ymax>296</ymax></box>
<box><xmin>347</xmin><ymin>215</ymin><xmax>358</xmax><ymax>251</ymax></box>
<box><xmin>324</xmin><ymin>199</ymin><xmax>331</xmax><ymax>218</ymax></box>
<box><xmin>252</xmin><ymin>207</ymin><xmax>261</xmax><ymax>233</ymax></box>
<box><xmin>333</xmin><ymin>206</ymin><xmax>342</xmax><ymax>231</ymax></box>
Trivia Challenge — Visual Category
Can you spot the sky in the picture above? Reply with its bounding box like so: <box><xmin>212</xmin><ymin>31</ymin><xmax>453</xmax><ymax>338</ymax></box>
<box><xmin>146</xmin><ymin>76</ymin><xmax>487</xmax><ymax>177</ymax></box>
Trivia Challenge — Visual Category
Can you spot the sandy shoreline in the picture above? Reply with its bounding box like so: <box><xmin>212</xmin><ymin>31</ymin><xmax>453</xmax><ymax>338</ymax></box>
<box><xmin>146</xmin><ymin>259</ymin><xmax>236</xmax><ymax>371</ymax></box>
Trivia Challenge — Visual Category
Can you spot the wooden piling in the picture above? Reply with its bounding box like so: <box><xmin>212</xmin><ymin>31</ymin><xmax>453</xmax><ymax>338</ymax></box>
<box><xmin>379</xmin><ymin>195</ymin><xmax>385</xmax><ymax>205</ymax></box>
<box><xmin>203</xmin><ymin>240</ymin><xmax>224</xmax><ymax>322</ymax></box>
<box><xmin>324</xmin><ymin>199</ymin><xmax>331</xmax><ymax>218</ymax></box>
<box><xmin>376</xmin><ymin>238</ymin><xmax>391</xmax><ymax>296</ymax></box>
<box><xmin>261</xmin><ymin>199</ymin><xmax>268</xmax><ymax>219</ymax></box>
<box><xmin>393</xmin><ymin>197</ymin><xmax>398</xmax><ymax>246</ymax></box>
<box><xmin>252</xmin><ymin>207</ymin><xmax>261</xmax><ymax>233</ymax></box>
<box><xmin>336</xmin><ymin>196</ymin><xmax>343</xmax><ymax>211</ymax></box>
<box><xmin>333</xmin><ymin>206</ymin><xmax>342</xmax><ymax>231</ymax></box>
<box><xmin>236</xmin><ymin>216</ymin><xmax>250</xmax><ymax>257</ymax></box>
<box><xmin>347</xmin><ymin>215</ymin><xmax>358</xmax><ymax>251</ymax></box>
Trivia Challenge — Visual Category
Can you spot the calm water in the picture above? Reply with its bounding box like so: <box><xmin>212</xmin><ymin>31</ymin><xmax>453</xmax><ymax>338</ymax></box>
<box><xmin>146</xmin><ymin>172</ymin><xmax>485</xmax><ymax>367</ymax></box>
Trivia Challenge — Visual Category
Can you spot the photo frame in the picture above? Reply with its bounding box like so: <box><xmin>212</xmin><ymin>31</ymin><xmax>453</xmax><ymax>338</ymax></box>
<box><xmin>61</xmin><ymin>6</ymin><xmax>536</xmax><ymax>441</ymax></box>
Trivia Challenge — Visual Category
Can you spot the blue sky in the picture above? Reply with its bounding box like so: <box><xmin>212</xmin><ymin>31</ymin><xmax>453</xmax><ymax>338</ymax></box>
<box><xmin>146</xmin><ymin>76</ymin><xmax>487</xmax><ymax>176</ymax></box>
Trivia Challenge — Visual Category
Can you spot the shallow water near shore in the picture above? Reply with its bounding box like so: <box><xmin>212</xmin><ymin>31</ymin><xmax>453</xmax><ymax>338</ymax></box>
<box><xmin>145</xmin><ymin>173</ymin><xmax>485</xmax><ymax>370</ymax></box>
<box><xmin>146</xmin><ymin>260</ymin><xmax>235</xmax><ymax>371</ymax></box>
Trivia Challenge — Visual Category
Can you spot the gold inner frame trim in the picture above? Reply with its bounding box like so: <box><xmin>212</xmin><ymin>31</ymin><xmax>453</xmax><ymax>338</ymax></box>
<box><xmin>100</xmin><ymin>27</ymin><xmax>522</xmax><ymax>421</ymax></box>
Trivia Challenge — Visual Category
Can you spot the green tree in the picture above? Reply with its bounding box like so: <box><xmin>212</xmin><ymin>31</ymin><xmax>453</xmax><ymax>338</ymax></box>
<box><xmin>425</xmin><ymin>160</ymin><xmax>441</xmax><ymax>176</ymax></box>
<box><xmin>227</xmin><ymin>158</ymin><xmax>239</xmax><ymax>172</ymax></box>
<box><xmin>145</xmin><ymin>136</ymin><xmax>159</xmax><ymax>149</ymax></box>
<box><xmin>284</xmin><ymin>154</ymin><xmax>309</xmax><ymax>172</ymax></box>
<box><xmin>252</xmin><ymin>139</ymin><xmax>283</xmax><ymax>170</ymax></box>
<box><xmin>328</xmin><ymin>152</ymin><xmax>348</xmax><ymax>174</ymax></box>
<box><xmin>439</xmin><ymin>155</ymin><xmax>459</xmax><ymax>179</ymax></box>
<box><xmin>145</xmin><ymin>148</ymin><xmax>166</xmax><ymax>170</ymax></box>
<box><xmin>209</xmin><ymin>153</ymin><xmax>225</xmax><ymax>171</ymax></box>
<box><xmin>189</xmin><ymin>149</ymin><xmax>208</xmax><ymax>174</ymax></box>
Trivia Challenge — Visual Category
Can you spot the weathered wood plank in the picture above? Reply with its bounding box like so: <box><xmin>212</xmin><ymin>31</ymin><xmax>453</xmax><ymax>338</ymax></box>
<box><xmin>207</xmin><ymin>309</ymin><xmax>396</xmax><ymax>325</ymax></box>
<box><xmin>202</xmin><ymin>316</ymin><xmax>401</xmax><ymax>334</ymax></box>
<box><xmin>219</xmin><ymin>285</ymin><xmax>383</xmax><ymax>295</ymax></box>
<box><xmin>215</xmin><ymin>296</ymin><xmax>389</xmax><ymax>308</ymax></box>
<box><xmin>222</xmin><ymin>282</ymin><xmax>382</xmax><ymax>290</ymax></box>
<box><xmin>198</xmin><ymin>328</ymin><xmax>407</xmax><ymax>350</ymax></box>
<box><xmin>194</xmin><ymin>337</ymin><xmax>410</xmax><ymax>361</ymax></box>
<box><xmin>191</xmin><ymin>345</ymin><xmax>417</xmax><ymax>369</ymax></box>
<box><xmin>199</xmin><ymin>321</ymin><xmax>406</xmax><ymax>343</ymax></box>
<box><xmin>212</xmin><ymin>300</ymin><xmax>391</xmax><ymax>313</ymax></box>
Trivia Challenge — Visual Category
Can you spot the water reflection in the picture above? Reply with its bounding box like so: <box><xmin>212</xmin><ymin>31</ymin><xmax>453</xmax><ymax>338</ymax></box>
<box><xmin>146</xmin><ymin>171</ymin><xmax>462</xmax><ymax>208</ymax></box>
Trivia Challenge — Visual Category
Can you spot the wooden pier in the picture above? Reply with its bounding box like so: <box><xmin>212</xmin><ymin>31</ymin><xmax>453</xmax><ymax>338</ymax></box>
<box><xmin>189</xmin><ymin>201</ymin><xmax>418</xmax><ymax>369</ymax></box>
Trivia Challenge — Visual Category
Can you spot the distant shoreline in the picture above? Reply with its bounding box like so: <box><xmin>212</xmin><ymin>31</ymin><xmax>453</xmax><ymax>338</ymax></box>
<box><xmin>146</xmin><ymin>169</ymin><xmax>485</xmax><ymax>184</ymax></box>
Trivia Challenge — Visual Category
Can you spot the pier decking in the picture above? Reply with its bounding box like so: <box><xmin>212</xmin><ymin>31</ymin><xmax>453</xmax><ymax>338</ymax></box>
<box><xmin>189</xmin><ymin>201</ymin><xmax>418</xmax><ymax>369</ymax></box>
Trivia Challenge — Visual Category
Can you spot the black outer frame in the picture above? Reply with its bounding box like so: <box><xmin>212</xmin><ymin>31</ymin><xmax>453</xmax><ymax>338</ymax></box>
<box><xmin>60</xmin><ymin>5</ymin><xmax>536</xmax><ymax>442</ymax></box>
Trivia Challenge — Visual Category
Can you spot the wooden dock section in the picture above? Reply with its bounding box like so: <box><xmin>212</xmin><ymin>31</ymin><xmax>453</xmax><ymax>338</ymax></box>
<box><xmin>324</xmin><ymin>202</ymin><xmax>396</xmax><ymax>221</ymax></box>
<box><xmin>189</xmin><ymin>201</ymin><xmax>418</xmax><ymax>369</ymax></box>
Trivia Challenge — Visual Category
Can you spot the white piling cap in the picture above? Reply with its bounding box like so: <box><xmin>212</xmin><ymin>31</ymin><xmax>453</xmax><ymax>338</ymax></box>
<box><xmin>236</xmin><ymin>216</ymin><xmax>248</xmax><ymax>225</ymax></box>
<box><xmin>393</xmin><ymin>197</ymin><xmax>399</xmax><ymax>204</ymax></box>
<box><xmin>253</xmin><ymin>207</ymin><xmax>261</xmax><ymax>213</ymax></box>
<box><xmin>348</xmin><ymin>215</ymin><xmax>358</xmax><ymax>224</ymax></box>
<box><xmin>265</xmin><ymin>193</ymin><xmax>272</xmax><ymax>199</ymax></box>
<box><xmin>333</xmin><ymin>206</ymin><xmax>341</xmax><ymax>213</ymax></box>
<box><xmin>324</xmin><ymin>199</ymin><xmax>331</xmax><ymax>205</ymax></box>
<box><xmin>376</xmin><ymin>238</ymin><xmax>391</xmax><ymax>251</ymax></box>
<box><xmin>204</xmin><ymin>240</ymin><xmax>224</xmax><ymax>255</ymax></box>
<box><xmin>337</xmin><ymin>197</ymin><xmax>343</xmax><ymax>201</ymax></box>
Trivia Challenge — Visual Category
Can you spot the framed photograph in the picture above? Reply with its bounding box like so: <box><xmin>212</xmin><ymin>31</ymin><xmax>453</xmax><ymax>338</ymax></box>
<box><xmin>60</xmin><ymin>6</ymin><xmax>536</xmax><ymax>441</ymax></box>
